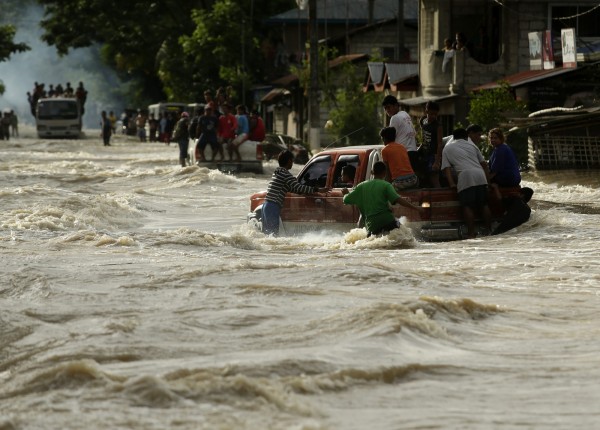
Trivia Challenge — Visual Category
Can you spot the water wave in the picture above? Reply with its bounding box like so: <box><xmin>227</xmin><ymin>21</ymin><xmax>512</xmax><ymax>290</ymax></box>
<box><xmin>1</xmin><ymin>194</ymin><xmax>143</xmax><ymax>232</ymax></box>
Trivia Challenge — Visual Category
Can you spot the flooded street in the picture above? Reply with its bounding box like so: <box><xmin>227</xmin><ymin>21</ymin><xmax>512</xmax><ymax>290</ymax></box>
<box><xmin>2</xmin><ymin>129</ymin><xmax>600</xmax><ymax>429</ymax></box>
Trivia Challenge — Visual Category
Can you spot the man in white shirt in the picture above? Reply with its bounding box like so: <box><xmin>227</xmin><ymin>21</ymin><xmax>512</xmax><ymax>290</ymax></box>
<box><xmin>466</xmin><ymin>123</ymin><xmax>484</xmax><ymax>146</ymax></box>
<box><xmin>441</xmin><ymin>128</ymin><xmax>492</xmax><ymax>238</ymax></box>
<box><xmin>382</xmin><ymin>95</ymin><xmax>419</xmax><ymax>173</ymax></box>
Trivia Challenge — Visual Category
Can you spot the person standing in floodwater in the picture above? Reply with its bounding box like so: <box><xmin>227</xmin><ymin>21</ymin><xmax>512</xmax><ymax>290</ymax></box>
<box><xmin>173</xmin><ymin>112</ymin><xmax>190</xmax><ymax>167</ymax></box>
<box><xmin>101</xmin><ymin>111</ymin><xmax>112</xmax><ymax>146</ymax></box>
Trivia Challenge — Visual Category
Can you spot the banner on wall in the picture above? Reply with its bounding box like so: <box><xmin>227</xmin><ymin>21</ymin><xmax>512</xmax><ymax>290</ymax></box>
<box><xmin>528</xmin><ymin>31</ymin><xmax>543</xmax><ymax>70</ymax></box>
<box><xmin>542</xmin><ymin>30</ymin><xmax>555</xmax><ymax>69</ymax></box>
<box><xmin>561</xmin><ymin>28</ymin><xmax>577</xmax><ymax>68</ymax></box>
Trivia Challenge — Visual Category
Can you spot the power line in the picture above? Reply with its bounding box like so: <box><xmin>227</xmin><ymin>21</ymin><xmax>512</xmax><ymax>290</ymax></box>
<box><xmin>493</xmin><ymin>1</ymin><xmax>600</xmax><ymax>22</ymax></box>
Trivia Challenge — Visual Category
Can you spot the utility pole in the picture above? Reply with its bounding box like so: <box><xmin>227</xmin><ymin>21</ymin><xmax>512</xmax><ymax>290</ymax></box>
<box><xmin>397</xmin><ymin>0</ymin><xmax>405</xmax><ymax>60</ymax></box>
<box><xmin>308</xmin><ymin>0</ymin><xmax>320</xmax><ymax>151</ymax></box>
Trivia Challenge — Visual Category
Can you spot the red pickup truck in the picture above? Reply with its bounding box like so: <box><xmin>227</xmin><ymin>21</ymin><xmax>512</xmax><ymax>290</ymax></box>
<box><xmin>248</xmin><ymin>145</ymin><xmax>524</xmax><ymax>241</ymax></box>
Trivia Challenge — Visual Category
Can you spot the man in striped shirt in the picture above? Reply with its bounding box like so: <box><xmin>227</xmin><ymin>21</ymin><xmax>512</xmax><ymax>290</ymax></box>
<box><xmin>262</xmin><ymin>150</ymin><xmax>326</xmax><ymax>235</ymax></box>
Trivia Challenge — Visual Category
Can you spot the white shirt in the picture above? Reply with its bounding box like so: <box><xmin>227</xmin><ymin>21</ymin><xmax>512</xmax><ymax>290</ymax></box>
<box><xmin>441</xmin><ymin>138</ymin><xmax>487</xmax><ymax>192</ymax></box>
<box><xmin>389</xmin><ymin>110</ymin><xmax>418</xmax><ymax>152</ymax></box>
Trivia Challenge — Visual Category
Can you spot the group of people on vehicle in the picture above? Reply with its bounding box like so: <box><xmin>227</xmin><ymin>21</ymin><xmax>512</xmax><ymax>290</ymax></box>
<box><xmin>27</xmin><ymin>81</ymin><xmax>88</xmax><ymax>116</ymax></box>
<box><xmin>261</xmin><ymin>94</ymin><xmax>531</xmax><ymax>239</ymax></box>
<box><xmin>171</xmin><ymin>97</ymin><xmax>266</xmax><ymax>168</ymax></box>
<box><xmin>356</xmin><ymin>95</ymin><xmax>530</xmax><ymax>239</ymax></box>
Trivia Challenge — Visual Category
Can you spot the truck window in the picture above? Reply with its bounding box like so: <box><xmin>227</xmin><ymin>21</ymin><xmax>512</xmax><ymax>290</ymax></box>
<box><xmin>37</xmin><ymin>100</ymin><xmax>79</xmax><ymax>120</ymax></box>
<box><xmin>333</xmin><ymin>154</ymin><xmax>360</xmax><ymax>187</ymax></box>
<box><xmin>297</xmin><ymin>155</ymin><xmax>331</xmax><ymax>187</ymax></box>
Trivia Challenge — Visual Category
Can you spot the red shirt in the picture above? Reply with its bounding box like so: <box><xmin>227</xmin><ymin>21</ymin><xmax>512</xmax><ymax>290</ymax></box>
<box><xmin>249</xmin><ymin>116</ymin><xmax>266</xmax><ymax>141</ymax></box>
<box><xmin>217</xmin><ymin>113</ymin><xmax>237</xmax><ymax>139</ymax></box>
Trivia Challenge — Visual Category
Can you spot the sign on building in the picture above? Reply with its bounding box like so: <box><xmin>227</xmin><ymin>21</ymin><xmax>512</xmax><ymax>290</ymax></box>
<box><xmin>561</xmin><ymin>28</ymin><xmax>577</xmax><ymax>68</ymax></box>
<box><xmin>542</xmin><ymin>30</ymin><xmax>555</xmax><ymax>69</ymax></box>
<box><xmin>528</xmin><ymin>31</ymin><xmax>542</xmax><ymax>70</ymax></box>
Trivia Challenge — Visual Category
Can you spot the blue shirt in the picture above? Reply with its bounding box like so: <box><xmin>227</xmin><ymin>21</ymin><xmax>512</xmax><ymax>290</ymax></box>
<box><xmin>236</xmin><ymin>114</ymin><xmax>249</xmax><ymax>135</ymax></box>
<box><xmin>489</xmin><ymin>143</ymin><xmax>521</xmax><ymax>187</ymax></box>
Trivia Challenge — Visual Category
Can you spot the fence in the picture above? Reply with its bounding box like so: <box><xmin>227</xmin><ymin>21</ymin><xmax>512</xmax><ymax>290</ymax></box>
<box><xmin>529</xmin><ymin>135</ymin><xmax>600</xmax><ymax>169</ymax></box>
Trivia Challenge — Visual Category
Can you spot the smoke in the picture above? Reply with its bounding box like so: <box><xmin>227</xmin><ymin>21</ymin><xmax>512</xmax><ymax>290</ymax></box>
<box><xmin>0</xmin><ymin>4</ymin><xmax>128</xmax><ymax>129</ymax></box>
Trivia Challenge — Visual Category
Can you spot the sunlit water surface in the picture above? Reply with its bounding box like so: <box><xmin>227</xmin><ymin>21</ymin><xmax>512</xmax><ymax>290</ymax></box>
<box><xmin>1</xmin><ymin>128</ymin><xmax>600</xmax><ymax>429</ymax></box>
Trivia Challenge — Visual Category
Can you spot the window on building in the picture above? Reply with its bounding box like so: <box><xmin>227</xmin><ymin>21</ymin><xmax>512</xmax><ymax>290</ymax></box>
<box><xmin>451</xmin><ymin>3</ymin><xmax>502</xmax><ymax>64</ymax></box>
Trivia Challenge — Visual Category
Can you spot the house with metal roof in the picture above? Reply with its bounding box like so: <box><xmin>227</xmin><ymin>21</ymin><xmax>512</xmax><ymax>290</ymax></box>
<box><xmin>262</xmin><ymin>0</ymin><xmax>419</xmax><ymax>144</ymax></box>
<box><xmin>388</xmin><ymin>0</ymin><xmax>600</xmax><ymax>138</ymax></box>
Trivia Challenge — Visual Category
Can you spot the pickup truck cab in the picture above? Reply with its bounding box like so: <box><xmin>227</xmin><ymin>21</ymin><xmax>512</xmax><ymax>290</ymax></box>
<box><xmin>247</xmin><ymin>145</ymin><xmax>523</xmax><ymax>241</ymax></box>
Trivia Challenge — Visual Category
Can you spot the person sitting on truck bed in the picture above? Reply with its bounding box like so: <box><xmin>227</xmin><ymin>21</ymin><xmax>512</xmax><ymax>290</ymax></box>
<box><xmin>488</xmin><ymin>128</ymin><xmax>521</xmax><ymax>188</ymax></box>
<box><xmin>248</xmin><ymin>110</ymin><xmax>266</xmax><ymax>142</ymax></box>
<box><xmin>380</xmin><ymin>126</ymin><xmax>419</xmax><ymax>191</ymax></box>
<box><xmin>229</xmin><ymin>104</ymin><xmax>249</xmax><ymax>161</ymax></box>
<box><xmin>218</xmin><ymin>103</ymin><xmax>237</xmax><ymax>158</ymax></box>
<box><xmin>342</xmin><ymin>161</ymin><xmax>424</xmax><ymax>237</ymax></box>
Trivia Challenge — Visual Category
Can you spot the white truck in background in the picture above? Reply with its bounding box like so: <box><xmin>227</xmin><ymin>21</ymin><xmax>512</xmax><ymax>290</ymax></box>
<box><xmin>35</xmin><ymin>97</ymin><xmax>82</xmax><ymax>138</ymax></box>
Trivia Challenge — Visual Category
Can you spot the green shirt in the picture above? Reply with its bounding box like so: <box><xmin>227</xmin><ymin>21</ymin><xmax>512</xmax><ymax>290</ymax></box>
<box><xmin>343</xmin><ymin>179</ymin><xmax>400</xmax><ymax>233</ymax></box>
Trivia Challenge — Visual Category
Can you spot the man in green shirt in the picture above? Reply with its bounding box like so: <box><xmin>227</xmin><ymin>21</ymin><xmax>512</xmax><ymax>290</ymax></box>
<box><xmin>342</xmin><ymin>161</ymin><xmax>423</xmax><ymax>236</ymax></box>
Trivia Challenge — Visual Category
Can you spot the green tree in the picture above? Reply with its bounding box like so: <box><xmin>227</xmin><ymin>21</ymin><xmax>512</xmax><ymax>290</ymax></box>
<box><xmin>178</xmin><ymin>0</ymin><xmax>254</xmax><ymax>100</ymax></box>
<box><xmin>325</xmin><ymin>60</ymin><xmax>380</xmax><ymax>146</ymax></box>
<box><xmin>292</xmin><ymin>46</ymin><xmax>380</xmax><ymax>146</ymax></box>
<box><xmin>37</xmin><ymin>0</ymin><xmax>206</xmax><ymax>104</ymax></box>
<box><xmin>0</xmin><ymin>24</ymin><xmax>30</xmax><ymax>94</ymax></box>
<box><xmin>37</xmin><ymin>0</ymin><xmax>294</xmax><ymax>105</ymax></box>
<box><xmin>467</xmin><ymin>81</ymin><xmax>528</xmax><ymax>131</ymax></box>
<box><xmin>468</xmin><ymin>81</ymin><xmax>529</xmax><ymax>165</ymax></box>
<box><xmin>177</xmin><ymin>0</ymin><xmax>294</xmax><ymax>103</ymax></box>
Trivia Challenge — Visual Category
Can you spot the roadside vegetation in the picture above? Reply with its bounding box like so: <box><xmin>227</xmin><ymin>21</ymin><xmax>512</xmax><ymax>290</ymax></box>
<box><xmin>468</xmin><ymin>81</ymin><xmax>530</xmax><ymax>167</ymax></box>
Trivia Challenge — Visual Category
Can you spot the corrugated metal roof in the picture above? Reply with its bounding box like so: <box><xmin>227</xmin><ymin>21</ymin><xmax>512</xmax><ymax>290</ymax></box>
<box><xmin>385</xmin><ymin>62</ymin><xmax>418</xmax><ymax>84</ymax></box>
<box><xmin>367</xmin><ymin>62</ymin><xmax>385</xmax><ymax>85</ymax></box>
<box><xmin>472</xmin><ymin>67</ymin><xmax>579</xmax><ymax>91</ymax></box>
<box><xmin>363</xmin><ymin>62</ymin><xmax>418</xmax><ymax>92</ymax></box>
<box><xmin>267</xmin><ymin>0</ymin><xmax>418</xmax><ymax>24</ymax></box>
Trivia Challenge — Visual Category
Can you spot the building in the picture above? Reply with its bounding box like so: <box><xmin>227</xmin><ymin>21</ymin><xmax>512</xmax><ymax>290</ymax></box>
<box><xmin>395</xmin><ymin>0</ymin><xmax>600</xmax><ymax>137</ymax></box>
<box><xmin>263</xmin><ymin>0</ymin><xmax>419</xmax><ymax>145</ymax></box>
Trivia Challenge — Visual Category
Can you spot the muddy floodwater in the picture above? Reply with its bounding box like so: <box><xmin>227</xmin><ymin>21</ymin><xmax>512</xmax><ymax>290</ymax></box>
<box><xmin>2</xmin><ymin>129</ymin><xmax>600</xmax><ymax>429</ymax></box>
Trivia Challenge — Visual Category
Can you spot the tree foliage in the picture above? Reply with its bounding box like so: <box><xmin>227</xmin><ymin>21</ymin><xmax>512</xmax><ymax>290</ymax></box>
<box><xmin>292</xmin><ymin>46</ymin><xmax>381</xmax><ymax>146</ymax></box>
<box><xmin>467</xmin><ymin>81</ymin><xmax>529</xmax><ymax>131</ymax></box>
<box><xmin>325</xmin><ymin>61</ymin><xmax>380</xmax><ymax>146</ymax></box>
<box><xmin>37</xmin><ymin>0</ymin><xmax>202</xmax><ymax>104</ymax></box>
<box><xmin>178</xmin><ymin>0</ymin><xmax>255</xmax><ymax>100</ymax></box>
<box><xmin>36</xmin><ymin>0</ymin><xmax>294</xmax><ymax>105</ymax></box>
<box><xmin>0</xmin><ymin>24</ymin><xmax>30</xmax><ymax>94</ymax></box>
<box><xmin>0</xmin><ymin>25</ymin><xmax>29</xmax><ymax>62</ymax></box>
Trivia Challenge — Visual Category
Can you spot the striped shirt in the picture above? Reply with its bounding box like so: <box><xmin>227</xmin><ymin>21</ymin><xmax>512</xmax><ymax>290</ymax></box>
<box><xmin>265</xmin><ymin>167</ymin><xmax>315</xmax><ymax>207</ymax></box>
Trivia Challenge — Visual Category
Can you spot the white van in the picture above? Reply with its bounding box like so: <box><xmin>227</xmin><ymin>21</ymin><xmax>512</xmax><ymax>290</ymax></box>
<box><xmin>147</xmin><ymin>102</ymin><xmax>187</xmax><ymax>119</ymax></box>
